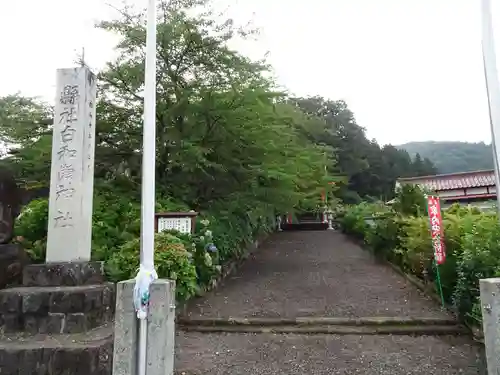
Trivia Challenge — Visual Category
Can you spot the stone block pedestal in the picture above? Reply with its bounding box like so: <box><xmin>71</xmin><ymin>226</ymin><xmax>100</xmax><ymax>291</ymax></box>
<box><xmin>0</xmin><ymin>244</ymin><xmax>30</xmax><ymax>288</ymax></box>
<box><xmin>0</xmin><ymin>261</ymin><xmax>115</xmax><ymax>375</ymax></box>
<box><xmin>23</xmin><ymin>261</ymin><xmax>105</xmax><ymax>286</ymax></box>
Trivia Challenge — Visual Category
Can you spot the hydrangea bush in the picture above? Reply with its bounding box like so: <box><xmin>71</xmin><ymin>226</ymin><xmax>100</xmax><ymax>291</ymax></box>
<box><xmin>14</xmin><ymin>191</ymin><xmax>275</xmax><ymax>303</ymax></box>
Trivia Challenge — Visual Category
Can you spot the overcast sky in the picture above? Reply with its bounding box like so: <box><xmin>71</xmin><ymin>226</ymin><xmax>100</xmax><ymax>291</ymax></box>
<box><xmin>1</xmin><ymin>0</ymin><xmax>499</xmax><ymax>145</ymax></box>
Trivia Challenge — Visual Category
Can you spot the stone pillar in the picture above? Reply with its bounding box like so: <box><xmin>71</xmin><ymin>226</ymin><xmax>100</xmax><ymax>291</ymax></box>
<box><xmin>113</xmin><ymin>279</ymin><xmax>176</xmax><ymax>375</ymax></box>
<box><xmin>0</xmin><ymin>67</ymin><xmax>112</xmax><ymax>375</ymax></box>
<box><xmin>480</xmin><ymin>277</ymin><xmax>500</xmax><ymax>374</ymax></box>
<box><xmin>46</xmin><ymin>67</ymin><xmax>97</xmax><ymax>263</ymax></box>
<box><xmin>146</xmin><ymin>280</ymin><xmax>176</xmax><ymax>375</ymax></box>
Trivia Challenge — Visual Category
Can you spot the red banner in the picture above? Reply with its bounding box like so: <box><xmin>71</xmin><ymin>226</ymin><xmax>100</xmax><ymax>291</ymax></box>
<box><xmin>426</xmin><ymin>195</ymin><xmax>446</xmax><ymax>265</ymax></box>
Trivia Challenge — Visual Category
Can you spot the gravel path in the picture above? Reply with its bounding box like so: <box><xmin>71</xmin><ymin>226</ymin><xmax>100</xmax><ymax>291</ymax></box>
<box><xmin>176</xmin><ymin>231</ymin><xmax>482</xmax><ymax>374</ymax></box>
<box><xmin>175</xmin><ymin>332</ymin><xmax>483</xmax><ymax>375</ymax></box>
<box><xmin>184</xmin><ymin>231</ymin><xmax>449</xmax><ymax>319</ymax></box>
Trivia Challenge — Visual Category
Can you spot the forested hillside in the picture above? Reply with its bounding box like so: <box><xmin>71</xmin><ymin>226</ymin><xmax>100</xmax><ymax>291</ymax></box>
<box><xmin>400</xmin><ymin>141</ymin><xmax>493</xmax><ymax>174</ymax></box>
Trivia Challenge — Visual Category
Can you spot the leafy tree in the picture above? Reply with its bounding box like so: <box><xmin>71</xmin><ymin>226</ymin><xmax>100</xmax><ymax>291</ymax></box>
<box><xmin>410</xmin><ymin>153</ymin><xmax>436</xmax><ymax>176</ymax></box>
<box><xmin>392</xmin><ymin>184</ymin><xmax>427</xmax><ymax>217</ymax></box>
<box><xmin>413</xmin><ymin>153</ymin><xmax>424</xmax><ymax>174</ymax></box>
<box><xmin>290</xmin><ymin>96</ymin><xmax>438</xmax><ymax>201</ymax></box>
<box><xmin>0</xmin><ymin>95</ymin><xmax>53</xmax><ymax>187</ymax></box>
<box><xmin>95</xmin><ymin>0</ymin><xmax>330</xmax><ymax>212</ymax></box>
<box><xmin>420</xmin><ymin>156</ymin><xmax>437</xmax><ymax>176</ymax></box>
<box><xmin>0</xmin><ymin>0</ymin><xmax>332</xmax><ymax>219</ymax></box>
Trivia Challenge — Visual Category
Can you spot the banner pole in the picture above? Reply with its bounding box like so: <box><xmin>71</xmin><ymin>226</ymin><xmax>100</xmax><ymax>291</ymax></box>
<box><xmin>433</xmin><ymin>252</ymin><xmax>445</xmax><ymax>308</ymax></box>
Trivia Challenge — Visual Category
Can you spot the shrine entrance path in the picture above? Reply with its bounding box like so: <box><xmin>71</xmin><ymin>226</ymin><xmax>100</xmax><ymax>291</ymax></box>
<box><xmin>175</xmin><ymin>231</ymin><xmax>483</xmax><ymax>374</ymax></box>
<box><xmin>184</xmin><ymin>231</ymin><xmax>448</xmax><ymax>319</ymax></box>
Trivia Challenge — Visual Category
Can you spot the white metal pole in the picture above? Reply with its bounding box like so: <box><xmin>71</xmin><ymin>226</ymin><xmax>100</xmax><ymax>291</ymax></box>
<box><xmin>141</xmin><ymin>0</ymin><xmax>157</xmax><ymax>269</ymax></box>
<box><xmin>134</xmin><ymin>1</ymin><xmax>158</xmax><ymax>375</ymax></box>
<box><xmin>481</xmin><ymin>0</ymin><xmax>500</xmax><ymax>214</ymax></box>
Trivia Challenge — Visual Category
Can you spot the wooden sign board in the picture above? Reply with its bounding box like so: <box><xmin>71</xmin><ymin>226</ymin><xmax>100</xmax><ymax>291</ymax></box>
<box><xmin>155</xmin><ymin>212</ymin><xmax>198</xmax><ymax>235</ymax></box>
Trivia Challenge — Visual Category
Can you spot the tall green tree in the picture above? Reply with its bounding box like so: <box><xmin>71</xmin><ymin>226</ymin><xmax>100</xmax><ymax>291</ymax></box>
<box><xmin>0</xmin><ymin>95</ymin><xmax>53</xmax><ymax>187</ymax></box>
<box><xmin>94</xmin><ymin>0</ymin><xmax>331</xmax><ymax>212</ymax></box>
<box><xmin>290</xmin><ymin>96</ymin><xmax>438</xmax><ymax>201</ymax></box>
<box><xmin>0</xmin><ymin>0</ymin><xmax>437</xmax><ymax>211</ymax></box>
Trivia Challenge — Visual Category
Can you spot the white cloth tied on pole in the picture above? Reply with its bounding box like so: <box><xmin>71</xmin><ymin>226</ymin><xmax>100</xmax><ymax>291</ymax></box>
<box><xmin>133</xmin><ymin>265</ymin><xmax>158</xmax><ymax>319</ymax></box>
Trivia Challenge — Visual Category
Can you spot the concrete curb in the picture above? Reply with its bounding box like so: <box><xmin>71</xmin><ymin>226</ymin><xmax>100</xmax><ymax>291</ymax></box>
<box><xmin>178</xmin><ymin>324</ymin><xmax>468</xmax><ymax>335</ymax></box>
<box><xmin>177</xmin><ymin>316</ymin><xmax>458</xmax><ymax>327</ymax></box>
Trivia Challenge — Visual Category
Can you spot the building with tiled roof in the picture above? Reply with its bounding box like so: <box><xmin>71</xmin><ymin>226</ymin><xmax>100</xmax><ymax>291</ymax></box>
<box><xmin>395</xmin><ymin>169</ymin><xmax>497</xmax><ymax>208</ymax></box>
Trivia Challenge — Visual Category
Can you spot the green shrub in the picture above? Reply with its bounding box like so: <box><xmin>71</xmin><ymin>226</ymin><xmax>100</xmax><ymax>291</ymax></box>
<box><xmin>446</xmin><ymin>203</ymin><xmax>482</xmax><ymax>217</ymax></box>
<box><xmin>340</xmin><ymin>202</ymin><xmax>389</xmax><ymax>240</ymax></box>
<box><xmin>365</xmin><ymin>213</ymin><xmax>402</xmax><ymax>260</ymax></box>
<box><xmin>14</xmin><ymin>188</ymin><xmax>276</xmax><ymax>303</ymax></box>
<box><xmin>192</xmin><ymin>219</ymin><xmax>222</xmax><ymax>285</ymax></box>
<box><xmin>453</xmin><ymin>213</ymin><xmax>500</xmax><ymax>321</ymax></box>
<box><xmin>106</xmin><ymin>232</ymin><xmax>198</xmax><ymax>302</ymax></box>
<box><xmin>392</xmin><ymin>184</ymin><xmax>427</xmax><ymax>217</ymax></box>
<box><xmin>15</xmin><ymin>198</ymin><xmax>48</xmax><ymax>262</ymax></box>
<box><xmin>14</xmin><ymin>190</ymin><xmax>190</xmax><ymax>263</ymax></box>
<box><xmin>162</xmin><ymin>218</ymin><xmax>222</xmax><ymax>288</ymax></box>
<box><xmin>204</xmin><ymin>201</ymin><xmax>275</xmax><ymax>263</ymax></box>
<box><xmin>398</xmin><ymin>216</ymin><xmax>433</xmax><ymax>276</ymax></box>
<box><xmin>433</xmin><ymin>212</ymin><xmax>468</xmax><ymax>303</ymax></box>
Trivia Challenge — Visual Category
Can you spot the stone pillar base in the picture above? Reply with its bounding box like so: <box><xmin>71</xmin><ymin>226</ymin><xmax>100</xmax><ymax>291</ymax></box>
<box><xmin>23</xmin><ymin>261</ymin><xmax>105</xmax><ymax>287</ymax></box>
<box><xmin>0</xmin><ymin>261</ymin><xmax>114</xmax><ymax>375</ymax></box>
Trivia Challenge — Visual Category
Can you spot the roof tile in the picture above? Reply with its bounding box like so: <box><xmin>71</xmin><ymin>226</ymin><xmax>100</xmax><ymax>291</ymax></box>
<box><xmin>399</xmin><ymin>170</ymin><xmax>496</xmax><ymax>191</ymax></box>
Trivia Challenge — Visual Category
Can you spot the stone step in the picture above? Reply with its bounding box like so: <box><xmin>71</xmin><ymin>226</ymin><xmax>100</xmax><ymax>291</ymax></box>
<box><xmin>282</xmin><ymin>222</ymin><xmax>328</xmax><ymax>231</ymax></box>
<box><xmin>23</xmin><ymin>261</ymin><xmax>105</xmax><ymax>287</ymax></box>
<box><xmin>179</xmin><ymin>323</ymin><xmax>469</xmax><ymax>335</ymax></box>
<box><xmin>0</xmin><ymin>324</ymin><xmax>113</xmax><ymax>375</ymax></box>
<box><xmin>0</xmin><ymin>283</ymin><xmax>115</xmax><ymax>334</ymax></box>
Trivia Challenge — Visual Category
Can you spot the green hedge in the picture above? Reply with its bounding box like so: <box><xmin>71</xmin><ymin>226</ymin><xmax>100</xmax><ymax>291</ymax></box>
<box><xmin>340</xmin><ymin>197</ymin><xmax>500</xmax><ymax>326</ymax></box>
<box><xmin>14</xmin><ymin>190</ymin><xmax>276</xmax><ymax>303</ymax></box>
